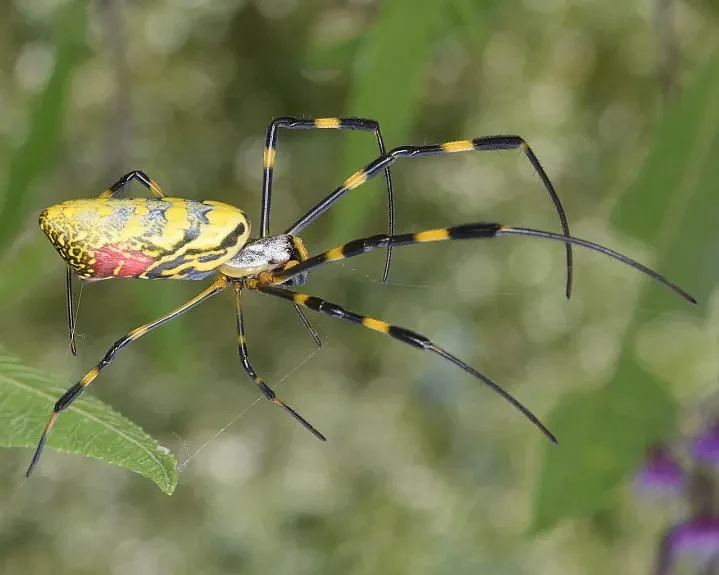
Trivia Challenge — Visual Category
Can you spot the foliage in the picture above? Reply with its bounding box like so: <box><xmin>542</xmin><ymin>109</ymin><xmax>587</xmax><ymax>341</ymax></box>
<box><xmin>532</xmin><ymin>55</ymin><xmax>719</xmax><ymax>532</ymax></box>
<box><xmin>0</xmin><ymin>348</ymin><xmax>177</xmax><ymax>493</ymax></box>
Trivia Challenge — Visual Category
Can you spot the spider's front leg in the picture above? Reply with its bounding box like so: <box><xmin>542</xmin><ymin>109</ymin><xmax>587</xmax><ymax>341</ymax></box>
<box><xmin>260</xmin><ymin>116</ymin><xmax>395</xmax><ymax>346</ymax></box>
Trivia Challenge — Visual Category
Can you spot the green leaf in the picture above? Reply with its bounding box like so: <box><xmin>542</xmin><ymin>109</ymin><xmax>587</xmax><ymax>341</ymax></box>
<box><xmin>531</xmin><ymin>363</ymin><xmax>677</xmax><ymax>533</ymax></box>
<box><xmin>330</xmin><ymin>0</ymin><xmax>447</xmax><ymax>242</ymax></box>
<box><xmin>0</xmin><ymin>0</ymin><xmax>87</xmax><ymax>254</ymax></box>
<box><xmin>0</xmin><ymin>348</ymin><xmax>178</xmax><ymax>495</ymax></box>
<box><xmin>531</xmin><ymin>54</ymin><xmax>719</xmax><ymax>532</ymax></box>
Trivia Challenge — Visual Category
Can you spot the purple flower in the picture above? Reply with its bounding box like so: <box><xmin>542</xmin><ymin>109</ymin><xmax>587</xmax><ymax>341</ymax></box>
<box><xmin>635</xmin><ymin>445</ymin><xmax>685</xmax><ymax>497</ymax></box>
<box><xmin>655</xmin><ymin>517</ymin><xmax>719</xmax><ymax>575</ymax></box>
<box><xmin>691</xmin><ymin>423</ymin><xmax>719</xmax><ymax>465</ymax></box>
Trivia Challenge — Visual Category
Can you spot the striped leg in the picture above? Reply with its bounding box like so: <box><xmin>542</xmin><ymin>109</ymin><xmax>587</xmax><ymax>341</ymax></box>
<box><xmin>286</xmin><ymin>135</ymin><xmax>574</xmax><ymax>299</ymax></box>
<box><xmin>269</xmin><ymin>224</ymin><xmax>695</xmax><ymax>304</ymax></box>
<box><xmin>99</xmin><ymin>170</ymin><xmax>165</xmax><ymax>199</ymax></box>
<box><xmin>66</xmin><ymin>171</ymin><xmax>166</xmax><ymax>355</ymax></box>
<box><xmin>233</xmin><ymin>287</ymin><xmax>325</xmax><ymax>440</ymax></box>
<box><xmin>245</xmin><ymin>280</ymin><xmax>557</xmax><ymax>444</ymax></box>
<box><xmin>261</xmin><ymin>117</ymin><xmax>394</xmax><ymax>346</ymax></box>
<box><xmin>261</xmin><ymin>117</ymin><xmax>394</xmax><ymax>279</ymax></box>
<box><xmin>26</xmin><ymin>276</ymin><xmax>229</xmax><ymax>477</ymax></box>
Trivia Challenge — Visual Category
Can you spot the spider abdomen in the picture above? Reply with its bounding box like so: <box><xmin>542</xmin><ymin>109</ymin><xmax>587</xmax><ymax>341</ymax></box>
<box><xmin>39</xmin><ymin>197</ymin><xmax>250</xmax><ymax>280</ymax></box>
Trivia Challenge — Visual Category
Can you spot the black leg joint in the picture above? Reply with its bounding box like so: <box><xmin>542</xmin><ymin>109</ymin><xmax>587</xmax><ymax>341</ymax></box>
<box><xmin>317</xmin><ymin>301</ymin><xmax>345</xmax><ymax>319</ymax></box>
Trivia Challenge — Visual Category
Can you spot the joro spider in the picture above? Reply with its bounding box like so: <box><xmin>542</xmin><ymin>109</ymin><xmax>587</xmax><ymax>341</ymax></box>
<box><xmin>27</xmin><ymin>116</ymin><xmax>696</xmax><ymax>477</ymax></box>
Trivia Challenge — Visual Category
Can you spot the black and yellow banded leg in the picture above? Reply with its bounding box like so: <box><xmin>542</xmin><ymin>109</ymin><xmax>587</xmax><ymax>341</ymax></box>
<box><xmin>286</xmin><ymin>135</ymin><xmax>574</xmax><ymax>299</ymax></box>
<box><xmin>233</xmin><ymin>287</ymin><xmax>325</xmax><ymax>440</ymax></box>
<box><xmin>26</xmin><ymin>276</ymin><xmax>230</xmax><ymax>477</ymax></box>
<box><xmin>269</xmin><ymin>224</ymin><xmax>696</xmax><ymax>304</ymax></box>
<box><xmin>245</xmin><ymin>280</ymin><xmax>557</xmax><ymax>444</ymax></box>
<box><xmin>261</xmin><ymin>118</ymin><xmax>393</xmax><ymax>267</ymax></box>
<box><xmin>99</xmin><ymin>170</ymin><xmax>165</xmax><ymax>199</ymax></box>
<box><xmin>261</xmin><ymin>117</ymin><xmax>394</xmax><ymax>346</ymax></box>
<box><xmin>66</xmin><ymin>171</ymin><xmax>167</xmax><ymax>355</ymax></box>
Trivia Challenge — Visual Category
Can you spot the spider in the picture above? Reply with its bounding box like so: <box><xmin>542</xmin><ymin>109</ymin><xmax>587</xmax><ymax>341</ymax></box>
<box><xmin>26</xmin><ymin>117</ymin><xmax>696</xmax><ymax>477</ymax></box>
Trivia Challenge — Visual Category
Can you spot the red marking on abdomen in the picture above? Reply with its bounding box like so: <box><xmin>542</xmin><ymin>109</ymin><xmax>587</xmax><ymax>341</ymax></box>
<box><xmin>93</xmin><ymin>245</ymin><xmax>154</xmax><ymax>279</ymax></box>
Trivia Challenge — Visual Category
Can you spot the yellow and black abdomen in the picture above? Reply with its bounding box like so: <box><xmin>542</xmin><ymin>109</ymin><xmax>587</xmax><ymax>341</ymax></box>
<box><xmin>39</xmin><ymin>198</ymin><xmax>250</xmax><ymax>280</ymax></box>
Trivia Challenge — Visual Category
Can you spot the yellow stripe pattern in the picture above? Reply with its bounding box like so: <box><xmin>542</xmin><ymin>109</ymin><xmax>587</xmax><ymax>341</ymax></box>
<box><xmin>147</xmin><ymin>178</ymin><xmax>163</xmax><ymax>198</ymax></box>
<box><xmin>361</xmin><ymin>317</ymin><xmax>390</xmax><ymax>333</ymax></box>
<box><xmin>344</xmin><ymin>170</ymin><xmax>368</xmax><ymax>190</ymax></box>
<box><xmin>414</xmin><ymin>229</ymin><xmax>450</xmax><ymax>242</ymax></box>
<box><xmin>264</xmin><ymin>146</ymin><xmax>276</xmax><ymax>168</ymax></box>
<box><xmin>40</xmin><ymin>198</ymin><xmax>249</xmax><ymax>280</ymax></box>
<box><xmin>315</xmin><ymin>118</ymin><xmax>341</xmax><ymax>129</ymax></box>
<box><xmin>292</xmin><ymin>237</ymin><xmax>309</xmax><ymax>261</ymax></box>
<box><xmin>325</xmin><ymin>246</ymin><xmax>345</xmax><ymax>261</ymax></box>
<box><xmin>80</xmin><ymin>367</ymin><xmax>100</xmax><ymax>387</ymax></box>
<box><xmin>441</xmin><ymin>140</ymin><xmax>474</xmax><ymax>153</ymax></box>
<box><xmin>293</xmin><ymin>293</ymin><xmax>310</xmax><ymax>305</ymax></box>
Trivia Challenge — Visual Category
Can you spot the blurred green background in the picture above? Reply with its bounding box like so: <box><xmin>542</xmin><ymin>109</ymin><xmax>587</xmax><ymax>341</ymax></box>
<box><xmin>1</xmin><ymin>0</ymin><xmax>718</xmax><ymax>573</ymax></box>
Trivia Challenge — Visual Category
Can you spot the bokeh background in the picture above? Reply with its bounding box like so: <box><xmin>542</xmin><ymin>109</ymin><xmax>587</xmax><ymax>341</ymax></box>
<box><xmin>0</xmin><ymin>0</ymin><xmax>718</xmax><ymax>573</ymax></box>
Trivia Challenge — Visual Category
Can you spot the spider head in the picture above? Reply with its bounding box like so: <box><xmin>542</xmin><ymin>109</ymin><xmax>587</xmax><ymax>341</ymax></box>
<box><xmin>219</xmin><ymin>234</ymin><xmax>309</xmax><ymax>285</ymax></box>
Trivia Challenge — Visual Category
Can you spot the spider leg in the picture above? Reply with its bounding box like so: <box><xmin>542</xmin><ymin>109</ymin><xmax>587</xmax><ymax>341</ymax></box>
<box><xmin>246</xmin><ymin>280</ymin><xmax>557</xmax><ymax>444</ymax></box>
<box><xmin>65</xmin><ymin>171</ymin><xmax>166</xmax><ymax>355</ymax></box>
<box><xmin>261</xmin><ymin>118</ymin><xmax>393</xmax><ymax>347</ymax></box>
<box><xmin>99</xmin><ymin>169</ymin><xmax>165</xmax><ymax>198</ymax></box>
<box><xmin>291</xmin><ymin>304</ymin><xmax>322</xmax><ymax>348</ymax></box>
<box><xmin>286</xmin><ymin>135</ymin><xmax>574</xmax><ymax>298</ymax></box>
<box><xmin>261</xmin><ymin>117</ymin><xmax>394</xmax><ymax>280</ymax></box>
<box><xmin>66</xmin><ymin>267</ymin><xmax>77</xmax><ymax>356</ymax></box>
<box><xmin>233</xmin><ymin>286</ymin><xmax>325</xmax><ymax>440</ymax></box>
<box><xmin>271</xmin><ymin>224</ymin><xmax>695</xmax><ymax>304</ymax></box>
<box><xmin>26</xmin><ymin>276</ymin><xmax>229</xmax><ymax>477</ymax></box>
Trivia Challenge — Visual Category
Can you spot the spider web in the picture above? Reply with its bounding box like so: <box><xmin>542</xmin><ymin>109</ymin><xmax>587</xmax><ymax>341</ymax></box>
<box><xmin>175</xmin><ymin>346</ymin><xmax>321</xmax><ymax>474</ymax></box>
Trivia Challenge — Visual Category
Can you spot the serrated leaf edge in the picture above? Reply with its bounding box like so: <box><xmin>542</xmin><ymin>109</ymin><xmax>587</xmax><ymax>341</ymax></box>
<box><xmin>0</xmin><ymin>364</ymin><xmax>174</xmax><ymax>493</ymax></box>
